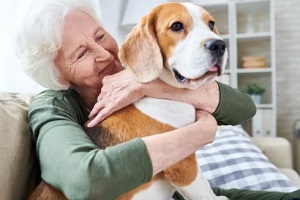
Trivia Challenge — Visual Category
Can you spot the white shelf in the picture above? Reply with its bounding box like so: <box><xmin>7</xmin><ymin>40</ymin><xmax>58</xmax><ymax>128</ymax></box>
<box><xmin>256</xmin><ymin>104</ymin><xmax>274</xmax><ymax>109</ymax></box>
<box><xmin>203</xmin><ymin>0</ymin><xmax>276</xmax><ymax>137</ymax></box>
<box><xmin>237</xmin><ymin>68</ymin><xmax>272</xmax><ymax>73</ymax></box>
<box><xmin>236</xmin><ymin>32</ymin><xmax>271</xmax><ymax>40</ymax></box>
<box><xmin>221</xmin><ymin>34</ymin><xmax>230</xmax><ymax>40</ymax></box>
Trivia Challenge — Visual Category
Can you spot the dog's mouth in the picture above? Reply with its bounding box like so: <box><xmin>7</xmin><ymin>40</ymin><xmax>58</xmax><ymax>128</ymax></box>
<box><xmin>173</xmin><ymin>65</ymin><xmax>221</xmax><ymax>84</ymax></box>
<box><xmin>173</xmin><ymin>68</ymin><xmax>189</xmax><ymax>83</ymax></box>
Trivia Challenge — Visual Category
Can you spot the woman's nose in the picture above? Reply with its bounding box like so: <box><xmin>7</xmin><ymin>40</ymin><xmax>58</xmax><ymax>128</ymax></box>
<box><xmin>94</xmin><ymin>45</ymin><xmax>111</xmax><ymax>62</ymax></box>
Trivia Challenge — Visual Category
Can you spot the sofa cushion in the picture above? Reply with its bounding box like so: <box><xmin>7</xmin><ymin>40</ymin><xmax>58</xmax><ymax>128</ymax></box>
<box><xmin>0</xmin><ymin>92</ymin><xmax>39</xmax><ymax>200</ymax></box>
<box><xmin>196</xmin><ymin>125</ymin><xmax>299</xmax><ymax>192</ymax></box>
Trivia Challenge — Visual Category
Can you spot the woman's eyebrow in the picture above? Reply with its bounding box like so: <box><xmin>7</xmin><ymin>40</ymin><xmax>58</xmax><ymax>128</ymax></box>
<box><xmin>94</xmin><ymin>27</ymin><xmax>101</xmax><ymax>36</ymax></box>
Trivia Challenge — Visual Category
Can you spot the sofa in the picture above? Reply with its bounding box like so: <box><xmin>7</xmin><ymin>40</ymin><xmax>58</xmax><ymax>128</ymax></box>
<box><xmin>1</xmin><ymin>92</ymin><xmax>300</xmax><ymax>200</ymax></box>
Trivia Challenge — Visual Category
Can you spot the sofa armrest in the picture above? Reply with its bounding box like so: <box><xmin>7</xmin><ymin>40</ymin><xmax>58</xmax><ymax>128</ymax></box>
<box><xmin>279</xmin><ymin>168</ymin><xmax>300</xmax><ymax>188</ymax></box>
<box><xmin>251</xmin><ymin>137</ymin><xmax>300</xmax><ymax>188</ymax></box>
<box><xmin>251</xmin><ymin>137</ymin><xmax>293</xmax><ymax>169</ymax></box>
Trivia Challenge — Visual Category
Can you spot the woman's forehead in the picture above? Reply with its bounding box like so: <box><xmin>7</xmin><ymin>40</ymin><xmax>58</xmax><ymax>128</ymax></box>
<box><xmin>63</xmin><ymin>10</ymin><xmax>101</xmax><ymax>39</ymax></box>
<box><xmin>60</xmin><ymin>10</ymin><xmax>103</xmax><ymax>59</ymax></box>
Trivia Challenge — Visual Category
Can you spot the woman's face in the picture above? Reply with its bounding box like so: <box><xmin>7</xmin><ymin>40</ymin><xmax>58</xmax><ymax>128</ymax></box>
<box><xmin>54</xmin><ymin>9</ymin><xmax>123</xmax><ymax>92</ymax></box>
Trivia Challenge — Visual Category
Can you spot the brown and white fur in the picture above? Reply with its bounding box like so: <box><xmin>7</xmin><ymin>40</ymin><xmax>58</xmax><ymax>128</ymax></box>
<box><xmin>28</xmin><ymin>2</ymin><xmax>229</xmax><ymax>200</ymax></box>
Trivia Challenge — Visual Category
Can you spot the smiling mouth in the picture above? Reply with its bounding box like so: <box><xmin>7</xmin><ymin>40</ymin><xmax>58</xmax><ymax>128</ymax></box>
<box><xmin>173</xmin><ymin>65</ymin><xmax>221</xmax><ymax>84</ymax></box>
<box><xmin>99</xmin><ymin>60</ymin><xmax>116</xmax><ymax>76</ymax></box>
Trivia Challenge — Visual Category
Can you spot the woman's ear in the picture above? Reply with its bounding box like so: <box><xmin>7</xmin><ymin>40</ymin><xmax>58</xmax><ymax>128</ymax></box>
<box><xmin>119</xmin><ymin>12</ymin><xmax>163</xmax><ymax>83</ymax></box>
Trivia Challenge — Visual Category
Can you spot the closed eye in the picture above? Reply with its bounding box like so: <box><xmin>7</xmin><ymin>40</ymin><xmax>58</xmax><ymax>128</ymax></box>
<box><xmin>77</xmin><ymin>49</ymin><xmax>87</xmax><ymax>60</ymax></box>
<box><xmin>96</xmin><ymin>34</ymin><xmax>104</xmax><ymax>42</ymax></box>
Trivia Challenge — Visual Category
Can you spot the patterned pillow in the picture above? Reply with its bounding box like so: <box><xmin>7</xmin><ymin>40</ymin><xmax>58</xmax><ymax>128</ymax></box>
<box><xmin>196</xmin><ymin>125</ymin><xmax>298</xmax><ymax>192</ymax></box>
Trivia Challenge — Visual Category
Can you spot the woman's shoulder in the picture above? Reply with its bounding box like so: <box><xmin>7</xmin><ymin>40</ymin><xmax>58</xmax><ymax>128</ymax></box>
<box><xmin>34</xmin><ymin>89</ymin><xmax>76</xmax><ymax>99</ymax></box>
<box><xmin>30</xmin><ymin>89</ymin><xmax>85</xmax><ymax>111</ymax></box>
<box><xmin>32</xmin><ymin>89</ymin><xmax>82</xmax><ymax>104</ymax></box>
<box><xmin>29</xmin><ymin>89</ymin><xmax>88</xmax><ymax>125</ymax></box>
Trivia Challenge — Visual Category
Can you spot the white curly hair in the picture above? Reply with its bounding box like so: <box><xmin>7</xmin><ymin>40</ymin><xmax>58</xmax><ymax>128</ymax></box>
<box><xmin>15</xmin><ymin>0</ymin><xmax>103</xmax><ymax>90</ymax></box>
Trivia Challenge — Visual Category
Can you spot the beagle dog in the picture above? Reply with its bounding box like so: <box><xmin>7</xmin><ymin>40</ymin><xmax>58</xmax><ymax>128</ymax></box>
<box><xmin>28</xmin><ymin>2</ymin><xmax>228</xmax><ymax>200</ymax></box>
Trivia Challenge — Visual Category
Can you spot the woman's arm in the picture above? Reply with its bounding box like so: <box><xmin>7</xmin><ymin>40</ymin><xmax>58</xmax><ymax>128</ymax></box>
<box><xmin>88</xmin><ymin>70</ymin><xmax>256</xmax><ymax>127</ymax></box>
<box><xmin>29</xmin><ymin>90</ymin><xmax>152</xmax><ymax>200</ymax></box>
<box><xmin>30</xmin><ymin>89</ymin><xmax>218</xmax><ymax>199</ymax></box>
<box><xmin>143</xmin><ymin>110</ymin><xmax>217</xmax><ymax>176</ymax></box>
<box><xmin>141</xmin><ymin>80</ymin><xmax>256</xmax><ymax>125</ymax></box>
<box><xmin>212</xmin><ymin>82</ymin><xmax>257</xmax><ymax>125</ymax></box>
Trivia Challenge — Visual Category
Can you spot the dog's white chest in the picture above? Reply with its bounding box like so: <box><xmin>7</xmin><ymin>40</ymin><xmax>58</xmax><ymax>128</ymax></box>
<box><xmin>131</xmin><ymin>178</ymin><xmax>175</xmax><ymax>200</ymax></box>
<box><xmin>133</xmin><ymin>97</ymin><xmax>196</xmax><ymax>128</ymax></box>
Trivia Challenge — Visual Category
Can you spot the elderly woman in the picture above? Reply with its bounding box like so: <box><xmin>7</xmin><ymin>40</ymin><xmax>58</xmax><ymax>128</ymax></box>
<box><xmin>15</xmin><ymin>0</ymin><xmax>299</xmax><ymax>200</ymax></box>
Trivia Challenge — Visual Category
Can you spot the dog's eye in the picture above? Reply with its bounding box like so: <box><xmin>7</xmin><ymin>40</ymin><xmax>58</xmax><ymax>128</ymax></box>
<box><xmin>208</xmin><ymin>21</ymin><xmax>215</xmax><ymax>31</ymax></box>
<box><xmin>171</xmin><ymin>22</ymin><xmax>184</xmax><ymax>32</ymax></box>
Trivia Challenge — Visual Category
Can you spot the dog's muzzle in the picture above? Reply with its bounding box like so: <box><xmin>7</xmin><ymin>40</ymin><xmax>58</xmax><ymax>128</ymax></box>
<box><xmin>172</xmin><ymin>39</ymin><xmax>226</xmax><ymax>84</ymax></box>
<box><xmin>204</xmin><ymin>39</ymin><xmax>226</xmax><ymax>58</ymax></box>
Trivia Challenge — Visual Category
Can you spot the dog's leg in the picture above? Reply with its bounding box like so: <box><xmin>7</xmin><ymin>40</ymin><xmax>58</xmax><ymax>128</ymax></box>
<box><xmin>164</xmin><ymin>154</ymin><xmax>229</xmax><ymax>200</ymax></box>
<box><xmin>174</xmin><ymin>169</ymin><xmax>229</xmax><ymax>200</ymax></box>
<box><xmin>27</xmin><ymin>181</ymin><xmax>67</xmax><ymax>200</ymax></box>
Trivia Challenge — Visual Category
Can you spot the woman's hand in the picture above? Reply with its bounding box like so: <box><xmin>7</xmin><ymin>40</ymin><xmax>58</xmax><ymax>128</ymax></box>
<box><xmin>143</xmin><ymin>109</ymin><xmax>217</xmax><ymax>176</ymax></box>
<box><xmin>194</xmin><ymin>109</ymin><xmax>217</xmax><ymax>144</ymax></box>
<box><xmin>87</xmin><ymin>70</ymin><xmax>221</xmax><ymax>127</ymax></box>
<box><xmin>87</xmin><ymin>70</ymin><xmax>144</xmax><ymax>127</ymax></box>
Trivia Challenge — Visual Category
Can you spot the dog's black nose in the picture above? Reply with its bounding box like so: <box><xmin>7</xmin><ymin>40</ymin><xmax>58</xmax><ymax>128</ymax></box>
<box><xmin>204</xmin><ymin>39</ymin><xmax>226</xmax><ymax>58</ymax></box>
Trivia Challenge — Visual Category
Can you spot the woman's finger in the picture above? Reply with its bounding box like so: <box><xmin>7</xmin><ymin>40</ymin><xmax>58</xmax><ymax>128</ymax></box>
<box><xmin>89</xmin><ymin>101</ymin><xmax>105</xmax><ymax>118</ymax></box>
<box><xmin>87</xmin><ymin>105</ymin><xmax>116</xmax><ymax>127</ymax></box>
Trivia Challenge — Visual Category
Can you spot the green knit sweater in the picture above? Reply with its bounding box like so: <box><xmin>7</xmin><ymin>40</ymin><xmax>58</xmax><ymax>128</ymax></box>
<box><xmin>28</xmin><ymin>82</ymin><xmax>256</xmax><ymax>200</ymax></box>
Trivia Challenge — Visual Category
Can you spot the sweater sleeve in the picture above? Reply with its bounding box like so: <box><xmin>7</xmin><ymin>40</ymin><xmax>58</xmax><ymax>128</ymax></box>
<box><xmin>213</xmin><ymin>82</ymin><xmax>257</xmax><ymax>125</ymax></box>
<box><xmin>28</xmin><ymin>90</ymin><xmax>153</xmax><ymax>200</ymax></box>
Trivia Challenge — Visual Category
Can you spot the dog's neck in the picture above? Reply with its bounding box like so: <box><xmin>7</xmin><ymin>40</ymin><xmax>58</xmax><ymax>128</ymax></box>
<box><xmin>134</xmin><ymin>97</ymin><xmax>195</xmax><ymax>128</ymax></box>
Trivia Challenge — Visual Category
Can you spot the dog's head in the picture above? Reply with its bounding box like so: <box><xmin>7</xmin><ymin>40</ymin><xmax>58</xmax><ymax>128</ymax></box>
<box><xmin>119</xmin><ymin>2</ymin><xmax>228</xmax><ymax>89</ymax></box>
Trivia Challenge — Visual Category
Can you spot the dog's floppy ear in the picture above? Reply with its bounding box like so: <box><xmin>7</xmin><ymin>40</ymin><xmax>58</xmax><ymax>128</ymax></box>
<box><xmin>119</xmin><ymin>11</ymin><xmax>163</xmax><ymax>83</ymax></box>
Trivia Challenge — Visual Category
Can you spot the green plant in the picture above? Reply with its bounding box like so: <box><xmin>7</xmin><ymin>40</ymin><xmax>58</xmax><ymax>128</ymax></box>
<box><xmin>246</xmin><ymin>83</ymin><xmax>265</xmax><ymax>95</ymax></box>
